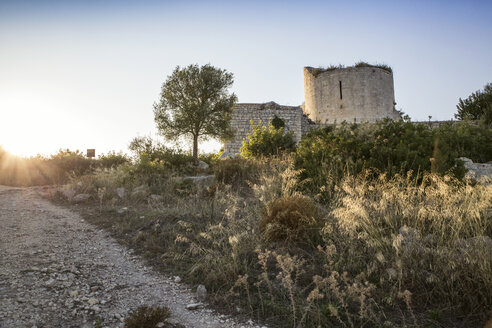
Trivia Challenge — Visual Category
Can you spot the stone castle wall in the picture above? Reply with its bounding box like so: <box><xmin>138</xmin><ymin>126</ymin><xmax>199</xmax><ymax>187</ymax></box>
<box><xmin>224</xmin><ymin>64</ymin><xmax>404</xmax><ymax>154</ymax></box>
<box><xmin>304</xmin><ymin>66</ymin><xmax>401</xmax><ymax>124</ymax></box>
<box><xmin>224</xmin><ymin>102</ymin><xmax>313</xmax><ymax>155</ymax></box>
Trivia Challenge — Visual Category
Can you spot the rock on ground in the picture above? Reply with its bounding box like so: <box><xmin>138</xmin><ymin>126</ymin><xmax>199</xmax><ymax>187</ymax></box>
<box><xmin>460</xmin><ymin>157</ymin><xmax>492</xmax><ymax>183</ymax></box>
<box><xmin>0</xmin><ymin>185</ymin><xmax>252</xmax><ymax>328</ymax></box>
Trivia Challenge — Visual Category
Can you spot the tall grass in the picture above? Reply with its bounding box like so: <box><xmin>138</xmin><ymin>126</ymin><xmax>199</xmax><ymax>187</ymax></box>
<box><xmin>63</xmin><ymin>157</ymin><xmax>492</xmax><ymax>327</ymax></box>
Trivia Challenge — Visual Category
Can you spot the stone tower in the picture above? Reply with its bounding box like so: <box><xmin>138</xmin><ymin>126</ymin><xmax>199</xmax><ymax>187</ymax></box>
<box><xmin>303</xmin><ymin>65</ymin><xmax>401</xmax><ymax>123</ymax></box>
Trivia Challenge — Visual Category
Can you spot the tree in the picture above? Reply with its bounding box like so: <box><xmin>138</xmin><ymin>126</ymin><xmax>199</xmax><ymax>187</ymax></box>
<box><xmin>455</xmin><ymin>83</ymin><xmax>492</xmax><ymax>124</ymax></box>
<box><xmin>153</xmin><ymin>64</ymin><xmax>237</xmax><ymax>164</ymax></box>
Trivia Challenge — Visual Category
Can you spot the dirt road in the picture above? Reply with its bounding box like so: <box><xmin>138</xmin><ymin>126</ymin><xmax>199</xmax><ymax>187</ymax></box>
<box><xmin>0</xmin><ymin>186</ymin><xmax>250</xmax><ymax>328</ymax></box>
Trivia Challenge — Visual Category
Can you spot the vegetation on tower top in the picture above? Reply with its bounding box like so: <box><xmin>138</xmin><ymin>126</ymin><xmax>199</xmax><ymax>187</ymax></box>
<box><xmin>307</xmin><ymin>61</ymin><xmax>393</xmax><ymax>77</ymax></box>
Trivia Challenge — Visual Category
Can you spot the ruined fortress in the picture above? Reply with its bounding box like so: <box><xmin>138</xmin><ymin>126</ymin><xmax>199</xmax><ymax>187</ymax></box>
<box><xmin>224</xmin><ymin>64</ymin><xmax>402</xmax><ymax>154</ymax></box>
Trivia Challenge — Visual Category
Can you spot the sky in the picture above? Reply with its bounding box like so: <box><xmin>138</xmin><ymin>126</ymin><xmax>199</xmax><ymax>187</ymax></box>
<box><xmin>1</xmin><ymin>0</ymin><xmax>491</xmax><ymax>157</ymax></box>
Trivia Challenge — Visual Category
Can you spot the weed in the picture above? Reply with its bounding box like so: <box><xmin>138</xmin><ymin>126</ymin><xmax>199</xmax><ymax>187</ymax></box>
<box><xmin>124</xmin><ymin>306</ymin><xmax>171</xmax><ymax>328</ymax></box>
<box><xmin>259</xmin><ymin>195</ymin><xmax>321</xmax><ymax>245</ymax></box>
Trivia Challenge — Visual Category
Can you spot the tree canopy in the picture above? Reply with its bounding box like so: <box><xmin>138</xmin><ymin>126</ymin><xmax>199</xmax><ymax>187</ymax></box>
<box><xmin>153</xmin><ymin>64</ymin><xmax>237</xmax><ymax>163</ymax></box>
<box><xmin>455</xmin><ymin>83</ymin><xmax>492</xmax><ymax>124</ymax></box>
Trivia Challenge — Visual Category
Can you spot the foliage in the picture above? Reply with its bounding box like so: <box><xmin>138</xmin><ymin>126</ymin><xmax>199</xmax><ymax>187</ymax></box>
<box><xmin>309</xmin><ymin>62</ymin><xmax>392</xmax><ymax>77</ymax></box>
<box><xmin>71</xmin><ymin>160</ymin><xmax>492</xmax><ymax>327</ymax></box>
<box><xmin>259</xmin><ymin>194</ymin><xmax>321</xmax><ymax>245</ymax></box>
<box><xmin>48</xmin><ymin>149</ymin><xmax>93</xmax><ymax>182</ymax></box>
<box><xmin>128</xmin><ymin>136</ymin><xmax>214</xmax><ymax>184</ymax></box>
<box><xmin>96</xmin><ymin>151</ymin><xmax>130</xmax><ymax>169</ymax></box>
<box><xmin>431</xmin><ymin>121</ymin><xmax>492</xmax><ymax>163</ymax></box>
<box><xmin>0</xmin><ymin>148</ymin><xmax>96</xmax><ymax>186</ymax></box>
<box><xmin>455</xmin><ymin>83</ymin><xmax>492</xmax><ymax>124</ymax></box>
<box><xmin>354</xmin><ymin>61</ymin><xmax>393</xmax><ymax>73</ymax></box>
<box><xmin>153</xmin><ymin>64</ymin><xmax>237</xmax><ymax>163</ymax></box>
<box><xmin>270</xmin><ymin>115</ymin><xmax>285</xmax><ymax>130</ymax></box>
<box><xmin>214</xmin><ymin>158</ymin><xmax>259</xmax><ymax>187</ymax></box>
<box><xmin>328</xmin><ymin>172</ymin><xmax>492</xmax><ymax>321</ymax></box>
<box><xmin>295</xmin><ymin>120</ymin><xmax>491</xmax><ymax>196</ymax></box>
<box><xmin>124</xmin><ymin>306</ymin><xmax>171</xmax><ymax>328</ymax></box>
<box><xmin>130</xmin><ymin>137</ymin><xmax>194</xmax><ymax>171</ymax></box>
<box><xmin>240</xmin><ymin>120</ymin><xmax>296</xmax><ymax>158</ymax></box>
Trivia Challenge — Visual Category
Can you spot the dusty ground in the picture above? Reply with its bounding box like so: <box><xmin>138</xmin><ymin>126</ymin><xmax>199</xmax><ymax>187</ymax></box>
<box><xmin>0</xmin><ymin>186</ymin><xmax>256</xmax><ymax>328</ymax></box>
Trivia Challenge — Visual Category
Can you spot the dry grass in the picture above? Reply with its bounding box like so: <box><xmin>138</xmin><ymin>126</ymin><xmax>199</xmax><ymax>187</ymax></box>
<box><xmin>259</xmin><ymin>195</ymin><xmax>321</xmax><ymax>245</ymax></box>
<box><xmin>124</xmin><ymin>305</ymin><xmax>182</xmax><ymax>328</ymax></box>
<box><xmin>61</xmin><ymin>159</ymin><xmax>492</xmax><ymax>327</ymax></box>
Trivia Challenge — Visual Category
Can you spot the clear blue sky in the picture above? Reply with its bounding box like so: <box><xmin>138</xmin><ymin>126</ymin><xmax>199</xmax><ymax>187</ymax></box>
<box><xmin>1</xmin><ymin>0</ymin><xmax>491</xmax><ymax>156</ymax></box>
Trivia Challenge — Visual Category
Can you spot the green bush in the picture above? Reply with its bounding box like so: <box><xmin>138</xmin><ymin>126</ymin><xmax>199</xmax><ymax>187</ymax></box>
<box><xmin>129</xmin><ymin>136</ymin><xmax>210</xmax><ymax>176</ymax></box>
<box><xmin>455</xmin><ymin>82</ymin><xmax>492</xmax><ymax>124</ymax></box>
<box><xmin>0</xmin><ymin>147</ymin><xmax>94</xmax><ymax>186</ymax></box>
<box><xmin>432</xmin><ymin>121</ymin><xmax>492</xmax><ymax>163</ymax></box>
<box><xmin>240</xmin><ymin>120</ymin><xmax>296</xmax><ymax>158</ymax></box>
<box><xmin>295</xmin><ymin>120</ymin><xmax>490</xmax><ymax>196</ymax></box>
<box><xmin>49</xmin><ymin>149</ymin><xmax>93</xmax><ymax>183</ymax></box>
<box><xmin>96</xmin><ymin>151</ymin><xmax>130</xmax><ymax>169</ymax></box>
<box><xmin>123</xmin><ymin>153</ymin><xmax>170</xmax><ymax>190</ymax></box>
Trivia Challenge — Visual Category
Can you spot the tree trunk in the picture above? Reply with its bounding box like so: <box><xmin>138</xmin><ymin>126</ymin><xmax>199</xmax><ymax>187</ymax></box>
<box><xmin>193</xmin><ymin>134</ymin><xmax>199</xmax><ymax>165</ymax></box>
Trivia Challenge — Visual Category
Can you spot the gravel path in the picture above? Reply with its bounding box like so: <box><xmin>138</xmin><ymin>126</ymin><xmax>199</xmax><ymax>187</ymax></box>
<box><xmin>0</xmin><ymin>186</ymin><xmax>251</xmax><ymax>328</ymax></box>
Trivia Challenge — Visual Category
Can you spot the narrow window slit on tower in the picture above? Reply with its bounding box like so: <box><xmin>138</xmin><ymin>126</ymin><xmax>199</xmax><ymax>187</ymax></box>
<box><xmin>339</xmin><ymin>81</ymin><xmax>342</xmax><ymax>99</ymax></box>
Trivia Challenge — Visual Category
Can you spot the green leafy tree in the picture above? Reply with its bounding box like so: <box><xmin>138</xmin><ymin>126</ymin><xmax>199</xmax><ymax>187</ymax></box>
<box><xmin>455</xmin><ymin>83</ymin><xmax>492</xmax><ymax>124</ymax></box>
<box><xmin>153</xmin><ymin>64</ymin><xmax>237</xmax><ymax>164</ymax></box>
<box><xmin>240</xmin><ymin>120</ymin><xmax>296</xmax><ymax>158</ymax></box>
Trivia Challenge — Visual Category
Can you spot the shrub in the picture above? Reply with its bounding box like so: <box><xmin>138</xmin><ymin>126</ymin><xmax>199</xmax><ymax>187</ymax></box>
<box><xmin>49</xmin><ymin>149</ymin><xmax>93</xmax><ymax>183</ymax></box>
<box><xmin>455</xmin><ymin>82</ymin><xmax>492</xmax><ymax>124</ymax></box>
<box><xmin>214</xmin><ymin>158</ymin><xmax>258</xmax><ymax>187</ymax></box>
<box><xmin>96</xmin><ymin>151</ymin><xmax>130</xmax><ymax>169</ymax></box>
<box><xmin>123</xmin><ymin>152</ymin><xmax>171</xmax><ymax>191</ymax></box>
<box><xmin>124</xmin><ymin>306</ymin><xmax>171</xmax><ymax>328</ymax></box>
<box><xmin>259</xmin><ymin>194</ymin><xmax>321</xmax><ymax>245</ymax></box>
<box><xmin>295</xmin><ymin>120</ymin><xmax>491</xmax><ymax>196</ymax></box>
<box><xmin>432</xmin><ymin>121</ymin><xmax>492</xmax><ymax>163</ymax></box>
<box><xmin>241</xmin><ymin>120</ymin><xmax>296</xmax><ymax>158</ymax></box>
<box><xmin>354</xmin><ymin>61</ymin><xmax>393</xmax><ymax>73</ymax></box>
<box><xmin>129</xmin><ymin>136</ymin><xmax>196</xmax><ymax>174</ymax></box>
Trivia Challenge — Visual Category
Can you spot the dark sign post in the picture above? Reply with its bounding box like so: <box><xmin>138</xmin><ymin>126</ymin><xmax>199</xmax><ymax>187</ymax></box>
<box><xmin>87</xmin><ymin>149</ymin><xmax>96</xmax><ymax>158</ymax></box>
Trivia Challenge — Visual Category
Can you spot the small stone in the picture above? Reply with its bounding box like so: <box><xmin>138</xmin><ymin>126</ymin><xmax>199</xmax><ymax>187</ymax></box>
<box><xmin>45</xmin><ymin>278</ymin><xmax>56</xmax><ymax>287</ymax></box>
<box><xmin>87</xmin><ymin>298</ymin><xmax>99</xmax><ymax>305</ymax></box>
<box><xmin>130</xmin><ymin>185</ymin><xmax>148</xmax><ymax>199</ymax></box>
<box><xmin>386</xmin><ymin>268</ymin><xmax>397</xmax><ymax>280</ymax></box>
<box><xmin>197</xmin><ymin>160</ymin><xmax>209</xmax><ymax>170</ymax></box>
<box><xmin>149</xmin><ymin>194</ymin><xmax>163</xmax><ymax>202</ymax></box>
<box><xmin>174</xmin><ymin>276</ymin><xmax>181</xmax><ymax>283</ymax></box>
<box><xmin>186</xmin><ymin>303</ymin><xmax>202</xmax><ymax>310</ymax></box>
<box><xmin>72</xmin><ymin>194</ymin><xmax>91</xmax><ymax>203</ymax></box>
<box><xmin>115</xmin><ymin>187</ymin><xmax>127</xmax><ymax>199</ymax></box>
<box><xmin>196</xmin><ymin>284</ymin><xmax>207</xmax><ymax>302</ymax></box>
<box><xmin>117</xmin><ymin>207</ymin><xmax>128</xmax><ymax>214</ymax></box>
